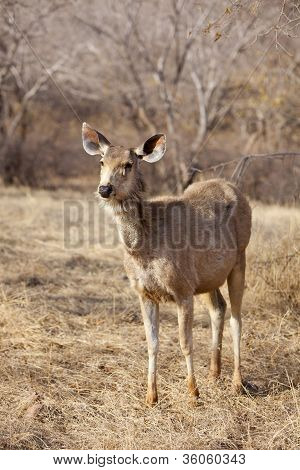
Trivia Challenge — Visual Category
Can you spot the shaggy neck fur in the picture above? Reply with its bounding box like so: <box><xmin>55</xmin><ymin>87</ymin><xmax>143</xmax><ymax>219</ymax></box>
<box><xmin>109</xmin><ymin>171</ymin><xmax>147</xmax><ymax>254</ymax></box>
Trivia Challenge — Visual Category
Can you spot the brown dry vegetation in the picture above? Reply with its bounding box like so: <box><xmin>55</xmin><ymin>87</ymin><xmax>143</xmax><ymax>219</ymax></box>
<box><xmin>0</xmin><ymin>183</ymin><xmax>299</xmax><ymax>450</ymax></box>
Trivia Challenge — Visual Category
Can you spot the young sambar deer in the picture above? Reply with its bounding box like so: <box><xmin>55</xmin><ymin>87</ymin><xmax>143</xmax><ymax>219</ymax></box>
<box><xmin>82</xmin><ymin>123</ymin><xmax>252</xmax><ymax>405</ymax></box>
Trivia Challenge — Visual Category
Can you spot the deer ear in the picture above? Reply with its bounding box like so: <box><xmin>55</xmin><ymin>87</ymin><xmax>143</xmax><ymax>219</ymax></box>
<box><xmin>135</xmin><ymin>134</ymin><xmax>166</xmax><ymax>163</ymax></box>
<box><xmin>82</xmin><ymin>122</ymin><xmax>111</xmax><ymax>156</ymax></box>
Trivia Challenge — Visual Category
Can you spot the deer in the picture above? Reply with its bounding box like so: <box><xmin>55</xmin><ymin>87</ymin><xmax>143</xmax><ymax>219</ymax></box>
<box><xmin>82</xmin><ymin>122</ymin><xmax>252</xmax><ymax>405</ymax></box>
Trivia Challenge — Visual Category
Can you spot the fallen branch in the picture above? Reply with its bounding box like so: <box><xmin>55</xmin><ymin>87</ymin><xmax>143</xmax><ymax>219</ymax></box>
<box><xmin>186</xmin><ymin>152</ymin><xmax>300</xmax><ymax>188</ymax></box>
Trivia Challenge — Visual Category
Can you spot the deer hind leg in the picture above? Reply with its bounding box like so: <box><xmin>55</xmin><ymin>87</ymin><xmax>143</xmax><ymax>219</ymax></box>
<box><xmin>227</xmin><ymin>251</ymin><xmax>246</xmax><ymax>393</ymax></box>
<box><xmin>177</xmin><ymin>296</ymin><xmax>199</xmax><ymax>399</ymax></box>
<box><xmin>202</xmin><ymin>289</ymin><xmax>226</xmax><ymax>379</ymax></box>
<box><xmin>139</xmin><ymin>295</ymin><xmax>159</xmax><ymax>405</ymax></box>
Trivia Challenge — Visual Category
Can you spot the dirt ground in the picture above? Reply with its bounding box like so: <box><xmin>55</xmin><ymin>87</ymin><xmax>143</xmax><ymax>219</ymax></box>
<box><xmin>0</xmin><ymin>184</ymin><xmax>299</xmax><ymax>449</ymax></box>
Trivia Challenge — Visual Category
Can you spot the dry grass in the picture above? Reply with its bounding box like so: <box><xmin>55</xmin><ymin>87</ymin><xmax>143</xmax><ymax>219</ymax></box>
<box><xmin>0</xmin><ymin>184</ymin><xmax>299</xmax><ymax>450</ymax></box>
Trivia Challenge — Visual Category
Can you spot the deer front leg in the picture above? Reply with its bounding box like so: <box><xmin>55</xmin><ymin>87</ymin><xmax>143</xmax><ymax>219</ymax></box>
<box><xmin>139</xmin><ymin>295</ymin><xmax>159</xmax><ymax>405</ymax></box>
<box><xmin>177</xmin><ymin>297</ymin><xmax>199</xmax><ymax>400</ymax></box>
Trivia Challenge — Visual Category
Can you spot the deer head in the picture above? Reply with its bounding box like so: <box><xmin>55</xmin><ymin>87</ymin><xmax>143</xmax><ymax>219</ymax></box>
<box><xmin>82</xmin><ymin>123</ymin><xmax>166</xmax><ymax>203</ymax></box>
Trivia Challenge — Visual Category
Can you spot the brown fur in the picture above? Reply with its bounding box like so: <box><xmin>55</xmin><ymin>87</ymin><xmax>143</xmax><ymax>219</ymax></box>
<box><xmin>121</xmin><ymin>179</ymin><xmax>251</xmax><ymax>304</ymax></box>
<box><xmin>82</xmin><ymin>125</ymin><xmax>252</xmax><ymax>404</ymax></box>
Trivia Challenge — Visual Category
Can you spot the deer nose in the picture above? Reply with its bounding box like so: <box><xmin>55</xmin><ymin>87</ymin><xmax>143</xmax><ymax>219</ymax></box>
<box><xmin>99</xmin><ymin>184</ymin><xmax>113</xmax><ymax>198</ymax></box>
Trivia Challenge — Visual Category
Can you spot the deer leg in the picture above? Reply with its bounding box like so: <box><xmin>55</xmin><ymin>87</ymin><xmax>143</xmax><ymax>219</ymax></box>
<box><xmin>177</xmin><ymin>297</ymin><xmax>199</xmax><ymax>399</ymax></box>
<box><xmin>227</xmin><ymin>251</ymin><xmax>246</xmax><ymax>393</ymax></box>
<box><xmin>139</xmin><ymin>296</ymin><xmax>159</xmax><ymax>405</ymax></box>
<box><xmin>202</xmin><ymin>289</ymin><xmax>226</xmax><ymax>379</ymax></box>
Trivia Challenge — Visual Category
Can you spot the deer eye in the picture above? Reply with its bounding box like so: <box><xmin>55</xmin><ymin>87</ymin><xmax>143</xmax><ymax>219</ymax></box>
<box><xmin>122</xmin><ymin>162</ymin><xmax>133</xmax><ymax>176</ymax></box>
<box><xmin>100</xmin><ymin>160</ymin><xmax>104</xmax><ymax>167</ymax></box>
<box><xmin>124</xmin><ymin>162</ymin><xmax>133</xmax><ymax>171</ymax></box>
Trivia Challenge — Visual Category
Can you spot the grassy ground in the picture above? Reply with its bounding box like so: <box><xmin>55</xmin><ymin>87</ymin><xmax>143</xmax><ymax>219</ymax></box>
<box><xmin>0</xmin><ymin>184</ymin><xmax>299</xmax><ymax>450</ymax></box>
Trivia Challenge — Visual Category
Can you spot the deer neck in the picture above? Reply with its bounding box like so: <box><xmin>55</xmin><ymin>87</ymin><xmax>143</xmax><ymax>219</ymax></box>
<box><xmin>113</xmin><ymin>198</ymin><xmax>147</xmax><ymax>254</ymax></box>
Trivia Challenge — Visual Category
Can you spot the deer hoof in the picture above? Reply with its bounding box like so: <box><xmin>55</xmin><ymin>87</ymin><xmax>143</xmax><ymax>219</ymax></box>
<box><xmin>208</xmin><ymin>369</ymin><xmax>221</xmax><ymax>382</ymax></box>
<box><xmin>146</xmin><ymin>390</ymin><xmax>158</xmax><ymax>406</ymax></box>
<box><xmin>188</xmin><ymin>380</ymin><xmax>199</xmax><ymax>398</ymax></box>
<box><xmin>232</xmin><ymin>380</ymin><xmax>244</xmax><ymax>395</ymax></box>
